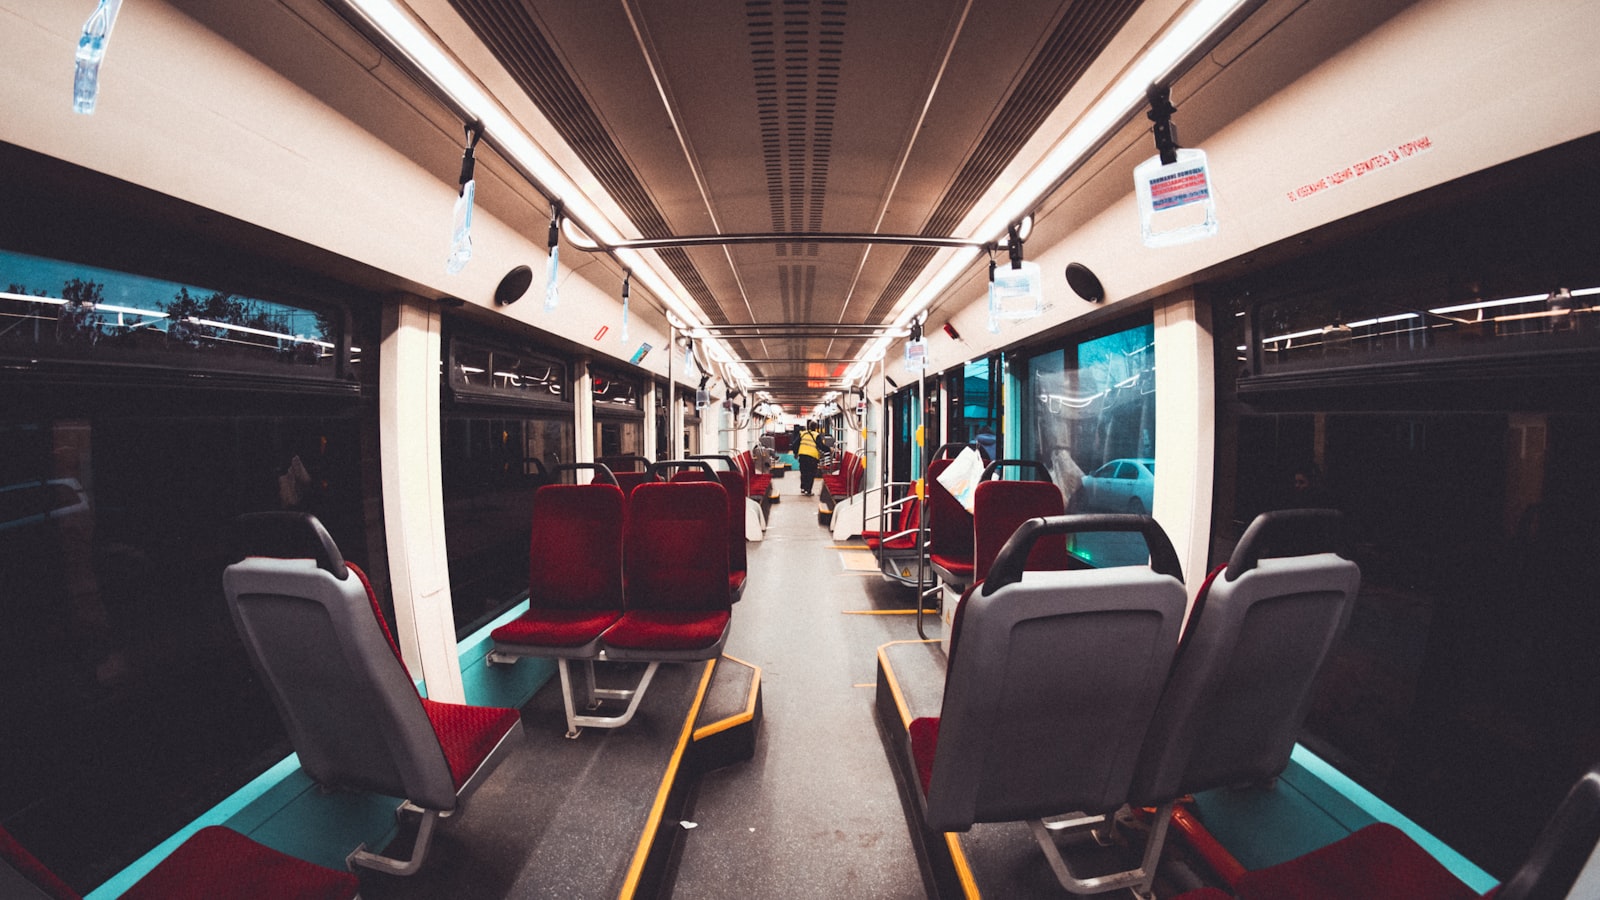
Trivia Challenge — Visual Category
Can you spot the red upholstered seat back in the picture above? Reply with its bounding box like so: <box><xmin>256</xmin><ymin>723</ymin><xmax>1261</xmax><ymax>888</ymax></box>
<box><xmin>925</xmin><ymin>458</ymin><xmax>974</xmax><ymax>564</ymax></box>
<box><xmin>710</xmin><ymin>470</ymin><xmax>747</xmax><ymax>574</ymax></box>
<box><xmin>613</xmin><ymin>471</ymin><xmax>654</xmax><ymax>497</ymax></box>
<box><xmin>1</xmin><ymin>824</ymin><xmax>78</xmax><ymax>900</ymax></box>
<box><xmin>972</xmin><ymin>480</ymin><xmax>1069</xmax><ymax>583</ymax></box>
<box><xmin>625</xmin><ymin>481</ymin><xmax>731</xmax><ymax>612</ymax></box>
<box><xmin>528</xmin><ymin>483</ymin><xmax>625</xmax><ymax>611</ymax></box>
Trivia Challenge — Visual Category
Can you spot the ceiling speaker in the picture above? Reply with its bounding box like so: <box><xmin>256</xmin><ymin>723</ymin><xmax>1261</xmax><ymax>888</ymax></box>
<box><xmin>1065</xmin><ymin>263</ymin><xmax>1104</xmax><ymax>303</ymax></box>
<box><xmin>494</xmin><ymin>265</ymin><xmax>534</xmax><ymax>305</ymax></box>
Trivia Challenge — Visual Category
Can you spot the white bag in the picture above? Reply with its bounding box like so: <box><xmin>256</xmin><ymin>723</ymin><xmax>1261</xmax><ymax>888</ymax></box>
<box><xmin>936</xmin><ymin>446</ymin><xmax>985</xmax><ymax>513</ymax></box>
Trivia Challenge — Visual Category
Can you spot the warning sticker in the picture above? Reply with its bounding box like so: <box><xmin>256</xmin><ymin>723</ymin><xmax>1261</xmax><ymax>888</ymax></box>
<box><xmin>1287</xmin><ymin>136</ymin><xmax>1434</xmax><ymax>203</ymax></box>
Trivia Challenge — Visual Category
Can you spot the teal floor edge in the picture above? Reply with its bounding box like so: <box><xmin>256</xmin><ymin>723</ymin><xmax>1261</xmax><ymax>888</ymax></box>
<box><xmin>1191</xmin><ymin>745</ymin><xmax>1498</xmax><ymax>894</ymax></box>
<box><xmin>87</xmin><ymin>602</ymin><xmax>554</xmax><ymax>899</ymax></box>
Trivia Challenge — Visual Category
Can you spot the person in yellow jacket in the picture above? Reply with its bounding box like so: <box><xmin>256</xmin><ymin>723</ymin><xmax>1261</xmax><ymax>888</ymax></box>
<box><xmin>796</xmin><ymin>421</ymin><xmax>822</xmax><ymax>495</ymax></box>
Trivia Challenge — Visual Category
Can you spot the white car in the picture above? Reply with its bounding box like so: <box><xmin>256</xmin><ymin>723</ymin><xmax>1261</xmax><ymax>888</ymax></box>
<box><xmin>1077</xmin><ymin>458</ymin><xmax>1155</xmax><ymax>514</ymax></box>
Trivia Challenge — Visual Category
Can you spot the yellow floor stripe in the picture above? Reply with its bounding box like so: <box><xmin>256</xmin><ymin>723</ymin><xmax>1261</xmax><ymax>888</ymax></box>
<box><xmin>843</xmin><ymin>609</ymin><xmax>919</xmax><ymax>615</ymax></box>
<box><xmin>692</xmin><ymin>656</ymin><xmax>762</xmax><ymax>742</ymax></box>
<box><xmin>619</xmin><ymin>659</ymin><xmax>717</xmax><ymax>899</ymax></box>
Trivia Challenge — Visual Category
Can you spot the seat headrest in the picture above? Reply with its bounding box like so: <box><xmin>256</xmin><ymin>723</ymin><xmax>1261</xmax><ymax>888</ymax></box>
<box><xmin>232</xmin><ymin>511</ymin><xmax>348</xmax><ymax>579</ymax></box>
<box><xmin>1226</xmin><ymin>508</ymin><xmax>1344</xmax><ymax>581</ymax></box>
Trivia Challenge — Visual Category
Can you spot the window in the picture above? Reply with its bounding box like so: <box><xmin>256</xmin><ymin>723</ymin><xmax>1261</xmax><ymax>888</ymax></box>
<box><xmin>1</xmin><ymin>249</ymin><xmax>341</xmax><ymax>378</ymax></box>
<box><xmin>1208</xmin><ymin>137</ymin><xmax>1600</xmax><ymax>878</ymax></box>
<box><xmin>442</xmin><ymin>333</ymin><xmax>574</xmax><ymax>637</ymax></box>
<box><xmin>1021</xmin><ymin>320</ymin><xmax>1156</xmax><ymax>566</ymax></box>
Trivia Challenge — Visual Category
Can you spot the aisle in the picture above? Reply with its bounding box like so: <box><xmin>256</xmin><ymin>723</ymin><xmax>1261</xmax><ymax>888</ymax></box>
<box><xmin>669</xmin><ymin>474</ymin><xmax>939</xmax><ymax>898</ymax></box>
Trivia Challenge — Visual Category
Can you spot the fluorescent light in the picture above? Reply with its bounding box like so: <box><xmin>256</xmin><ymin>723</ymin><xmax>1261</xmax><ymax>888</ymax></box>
<box><xmin>892</xmin><ymin>0</ymin><xmax>1249</xmax><ymax>328</ymax></box>
<box><xmin>340</xmin><ymin>0</ymin><xmax>707</xmax><ymax>332</ymax></box>
<box><xmin>1428</xmin><ymin>293</ymin><xmax>1545</xmax><ymax>315</ymax></box>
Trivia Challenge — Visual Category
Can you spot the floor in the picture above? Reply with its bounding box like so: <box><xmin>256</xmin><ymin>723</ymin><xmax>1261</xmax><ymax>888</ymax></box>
<box><xmin>670</xmin><ymin>473</ymin><xmax>937</xmax><ymax>899</ymax></box>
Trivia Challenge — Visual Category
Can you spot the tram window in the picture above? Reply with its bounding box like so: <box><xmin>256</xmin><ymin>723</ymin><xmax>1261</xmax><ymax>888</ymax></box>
<box><xmin>0</xmin><ymin>250</ymin><xmax>339</xmax><ymax>378</ymax></box>
<box><xmin>1208</xmin><ymin>139</ymin><xmax>1600</xmax><ymax>878</ymax></box>
<box><xmin>946</xmin><ymin>356</ymin><xmax>1002</xmax><ymax>451</ymax></box>
<box><xmin>1021</xmin><ymin>321</ymin><xmax>1156</xmax><ymax>566</ymax></box>
<box><xmin>442</xmin><ymin>414</ymin><xmax>574</xmax><ymax>638</ymax></box>
<box><xmin>0</xmin><ymin>407</ymin><xmax>377</xmax><ymax>892</ymax></box>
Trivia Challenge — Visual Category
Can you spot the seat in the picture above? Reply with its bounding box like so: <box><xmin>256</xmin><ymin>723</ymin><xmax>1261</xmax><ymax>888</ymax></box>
<box><xmin>924</xmin><ymin>455</ymin><xmax>976</xmax><ymax>589</ymax></box>
<box><xmin>971</xmin><ymin>459</ymin><xmax>1072</xmax><ymax>584</ymax></box>
<box><xmin>2</xmin><ymin>823</ymin><xmax>359</xmax><ymax>900</ymax></box>
<box><xmin>1233</xmin><ymin>760</ymin><xmax>1600</xmax><ymax>900</ymax></box>
<box><xmin>487</xmin><ymin>463</ymin><xmax>627</xmax><ymax>737</ymax></box>
<box><xmin>691</xmin><ymin>455</ymin><xmax>751</xmax><ymax>602</ymax></box>
<box><xmin>556</xmin><ymin>480</ymin><xmax>731</xmax><ymax>736</ymax></box>
<box><xmin>908</xmin><ymin>514</ymin><xmax>1189</xmax><ymax>897</ymax></box>
<box><xmin>223</xmin><ymin>511</ymin><xmax>522</xmax><ymax>876</ymax></box>
<box><xmin>599</xmin><ymin>454</ymin><xmax>654</xmax><ymax>497</ymax></box>
<box><xmin>1131</xmin><ymin>508</ymin><xmax>1361</xmax><ymax>807</ymax></box>
<box><xmin>863</xmin><ymin>484</ymin><xmax>926</xmax><ymax>588</ymax></box>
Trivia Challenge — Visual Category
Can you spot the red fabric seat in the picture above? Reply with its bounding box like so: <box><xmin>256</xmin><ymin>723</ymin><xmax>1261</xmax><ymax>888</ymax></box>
<box><xmin>603</xmin><ymin>480</ymin><xmax>732</xmax><ymax>659</ymax></box>
<box><xmin>971</xmin><ymin>479</ymin><xmax>1069</xmax><ymax>583</ymax></box>
<box><xmin>924</xmin><ymin>457</ymin><xmax>975</xmax><ymax>587</ymax></box>
<box><xmin>601</xmin><ymin>609</ymin><xmax>732</xmax><ymax>651</ymax></box>
<box><xmin>4</xmin><ymin>822</ymin><xmax>358</xmax><ymax>900</ymax></box>
<box><xmin>489</xmin><ymin>482</ymin><xmax>626</xmax><ymax>656</ymax></box>
<box><xmin>1234</xmin><ymin>824</ymin><xmax>1482</xmax><ymax>900</ymax></box>
<box><xmin>224</xmin><ymin>513</ymin><xmax>521</xmax><ymax>876</ymax></box>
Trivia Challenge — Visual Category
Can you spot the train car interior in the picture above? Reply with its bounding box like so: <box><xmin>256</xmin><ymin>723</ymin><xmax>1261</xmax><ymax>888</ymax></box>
<box><xmin>3</xmin><ymin>0</ymin><xmax>1599</xmax><ymax>896</ymax></box>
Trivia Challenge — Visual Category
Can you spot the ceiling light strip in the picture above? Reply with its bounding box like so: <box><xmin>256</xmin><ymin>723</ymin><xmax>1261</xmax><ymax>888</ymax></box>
<box><xmin>334</xmin><ymin>0</ymin><xmax>712</xmax><ymax>336</ymax></box>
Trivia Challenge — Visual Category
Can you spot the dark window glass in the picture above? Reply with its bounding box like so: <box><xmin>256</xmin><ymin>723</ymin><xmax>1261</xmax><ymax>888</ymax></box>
<box><xmin>590</xmin><ymin>366</ymin><xmax>641</xmax><ymax>409</ymax></box>
<box><xmin>442</xmin><ymin>334</ymin><xmax>575</xmax><ymax>638</ymax></box>
<box><xmin>1208</xmin><ymin>137</ymin><xmax>1600</xmax><ymax>879</ymax></box>
<box><xmin>0</xmin><ymin>405</ymin><xmax>377</xmax><ymax>893</ymax></box>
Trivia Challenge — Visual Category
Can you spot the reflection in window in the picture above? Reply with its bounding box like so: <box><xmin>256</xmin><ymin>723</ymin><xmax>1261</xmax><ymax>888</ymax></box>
<box><xmin>591</xmin><ymin>367</ymin><xmax>641</xmax><ymax>408</ymax></box>
<box><xmin>1023</xmin><ymin>322</ymin><xmax>1155</xmax><ymax>566</ymax></box>
<box><xmin>0</xmin><ymin>249</ymin><xmax>336</xmax><ymax>373</ymax></box>
<box><xmin>449</xmin><ymin>340</ymin><xmax>565</xmax><ymax>400</ymax></box>
<box><xmin>442</xmin><ymin>415</ymin><xmax>573</xmax><ymax>637</ymax></box>
<box><xmin>1250</xmin><ymin>282</ymin><xmax>1599</xmax><ymax>376</ymax></box>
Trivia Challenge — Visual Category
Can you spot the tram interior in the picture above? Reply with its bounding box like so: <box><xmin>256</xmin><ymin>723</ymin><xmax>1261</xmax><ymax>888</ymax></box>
<box><xmin>4</xmin><ymin>0</ymin><xmax>1600</xmax><ymax>897</ymax></box>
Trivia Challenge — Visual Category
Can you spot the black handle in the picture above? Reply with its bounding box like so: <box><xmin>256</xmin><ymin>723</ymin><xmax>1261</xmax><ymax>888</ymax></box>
<box><xmin>689</xmin><ymin>454</ymin><xmax>738</xmax><ymax>472</ymax></box>
<box><xmin>649</xmin><ymin>458</ymin><xmax>718</xmax><ymax>481</ymax></box>
<box><xmin>978</xmin><ymin>459</ymin><xmax>1053</xmax><ymax>482</ymax></box>
<box><xmin>1226</xmin><ymin>508</ymin><xmax>1344</xmax><ymax>581</ymax></box>
<box><xmin>598</xmin><ymin>454</ymin><xmax>651</xmax><ymax>473</ymax></box>
<box><xmin>232</xmin><ymin>511</ymin><xmax>348</xmax><ymax>579</ymax></box>
<box><xmin>983</xmin><ymin>514</ymin><xmax>1183</xmax><ymax>595</ymax></box>
<box><xmin>552</xmin><ymin>462</ymin><xmax>619</xmax><ymax>487</ymax></box>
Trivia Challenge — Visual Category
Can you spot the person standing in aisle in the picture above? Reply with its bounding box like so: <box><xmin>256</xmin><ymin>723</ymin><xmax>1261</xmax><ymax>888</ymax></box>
<box><xmin>796</xmin><ymin>420</ymin><xmax>822</xmax><ymax>495</ymax></box>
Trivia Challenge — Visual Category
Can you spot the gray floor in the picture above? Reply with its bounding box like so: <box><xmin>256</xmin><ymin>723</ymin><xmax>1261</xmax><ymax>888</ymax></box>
<box><xmin>670</xmin><ymin>473</ymin><xmax>938</xmax><ymax>899</ymax></box>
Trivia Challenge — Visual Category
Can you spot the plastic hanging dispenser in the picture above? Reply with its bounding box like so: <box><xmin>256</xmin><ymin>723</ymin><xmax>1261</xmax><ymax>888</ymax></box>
<box><xmin>986</xmin><ymin>256</ymin><xmax>1001</xmax><ymax>334</ymax></box>
<box><xmin>620</xmin><ymin>270</ymin><xmax>631</xmax><ymax>343</ymax></box>
<box><xmin>1134</xmin><ymin>86</ymin><xmax>1218</xmax><ymax>248</ymax></box>
<box><xmin>446</xmin><ymin>122</ymin><xmax>483</xmax><ymax>275</ymax></box>
<box><xmin>544</xmin><ymin>201</ymin><xmax>561</xmax><ymax>311</ymax></box>
<box><xmin>74</xmin><ymin>0</ymin><xmax>123</xmax><ymax>114</ymax></box>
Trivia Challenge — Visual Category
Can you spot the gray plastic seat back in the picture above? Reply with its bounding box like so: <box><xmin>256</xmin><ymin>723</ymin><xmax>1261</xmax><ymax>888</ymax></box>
<box><xmin>924</xmin><ymin>515</ymin><xmax>1187</xmax><ymax>831</ymax></box>
<box><xmin>223</xmin><ymin>512</ymin><xmax>457</xmax><ymax>812</ymax></box>
<box><xmin>1132</xmin><ymin>509</ymin><xmax>1360</xmax><ymax>804</ymax></box>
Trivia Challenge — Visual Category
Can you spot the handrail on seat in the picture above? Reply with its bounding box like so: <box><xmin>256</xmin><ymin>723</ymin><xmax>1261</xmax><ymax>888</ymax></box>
<box><xmin>912</xmin><ymin>514</ymin><xmax>1188</xmax><ymax>897</ymax></box>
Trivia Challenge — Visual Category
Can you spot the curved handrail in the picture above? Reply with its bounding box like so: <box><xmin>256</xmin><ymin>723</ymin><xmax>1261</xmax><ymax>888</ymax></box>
<box><xmin>983</xmin><ymin>514</ymin><xmax>1183</xmax><ymax>596</ymax></box>
<box><xmin>1225</xmin><ymin>508</ymin><xmax>1344</xmax><ymax>581</ymax></box>
<box><xmin>978</xmin><ymin>459</ymin><xmax>1052</xmax><ymax>482</ymax></box>
<box><xmin>551</xmin><ymin>462</ymin><xmax>619</xmax><ymax>487</ymax></box>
